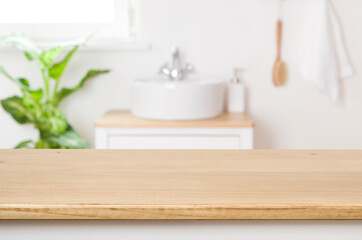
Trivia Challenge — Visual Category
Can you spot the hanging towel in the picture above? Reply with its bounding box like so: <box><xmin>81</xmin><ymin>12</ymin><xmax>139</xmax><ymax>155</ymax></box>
<box><xmin>300</xmin><ymin>0</ymin><xmax>353</xmax><ymax>103</ymax></box>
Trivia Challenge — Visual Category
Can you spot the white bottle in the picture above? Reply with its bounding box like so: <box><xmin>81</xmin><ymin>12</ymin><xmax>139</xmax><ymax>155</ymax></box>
<box><xmin>227</xmin><ymin>68</ymin><xmax>245</xmax><ymax>113</ymax></box>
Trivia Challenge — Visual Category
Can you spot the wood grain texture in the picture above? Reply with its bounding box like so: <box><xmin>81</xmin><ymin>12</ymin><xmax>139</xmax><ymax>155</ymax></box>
<box><xmin>1</xmin><ymin>150</ymin><xmax>362</xmax><ymax>220</ymax></box>
<box><xmin>94</xmin><ymin>111</ymin><xmax>254</xmax><ymax>128</ymax></box>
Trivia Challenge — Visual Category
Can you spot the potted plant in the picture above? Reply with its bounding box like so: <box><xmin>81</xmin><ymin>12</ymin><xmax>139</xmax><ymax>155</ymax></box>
<box><xmin>0</xmin><ymin>34</ymin><xmax>109</xmax><ymax>149</ymax></box>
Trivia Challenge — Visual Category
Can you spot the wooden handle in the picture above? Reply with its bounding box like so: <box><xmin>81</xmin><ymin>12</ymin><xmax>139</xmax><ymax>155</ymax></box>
<box><xmin>276</xmin><ymin>20</ymin><xmax>282</xmax><ymax>59</ymax></box>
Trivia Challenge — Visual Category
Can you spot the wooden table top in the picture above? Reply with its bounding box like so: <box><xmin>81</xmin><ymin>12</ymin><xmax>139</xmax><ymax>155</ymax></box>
<box><xmin>1</xmin><ymin>150</ymin><xmax>362</xmax><ymax>220</ymax></box>
<box><xmin>94</xmin><ymin>111</ymin><xmax>254</xmax><ymax>128</ymax></box>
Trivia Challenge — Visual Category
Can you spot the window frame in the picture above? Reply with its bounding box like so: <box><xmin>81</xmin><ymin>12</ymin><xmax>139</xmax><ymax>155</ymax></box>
<box><xmin>0</xmin><ymin>0</ymin><xmax>148</xmax><ymax>51</ymax></box>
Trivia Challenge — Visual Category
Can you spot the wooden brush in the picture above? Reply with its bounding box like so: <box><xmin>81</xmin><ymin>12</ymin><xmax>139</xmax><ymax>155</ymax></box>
<box><xmin>272</xmin><ymin>6</ymin><xmax>287</xmax><ymax>86</ymax></box>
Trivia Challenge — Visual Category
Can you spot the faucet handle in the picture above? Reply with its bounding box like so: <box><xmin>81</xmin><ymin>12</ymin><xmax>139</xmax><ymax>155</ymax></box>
<box><xmin>159</xmin><ymin>62</ymin><xmax>171</xmax><ymax>77</ymax></box>
<box><xmin>183</xmin><ymin>63</ymin><xmax>194</xmax><ymax>73</ymax></box>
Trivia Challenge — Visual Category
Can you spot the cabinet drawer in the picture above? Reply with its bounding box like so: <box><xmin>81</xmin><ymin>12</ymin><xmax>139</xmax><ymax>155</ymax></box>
<box><xmin>108</xmin><ymin>134</ymin><xmax>241</xmax><ymax>149</ymax></box>
<box><xmin>95</xmin><ymin>127</ymin><xmax>254</xmax><ymax>149</ymax></box>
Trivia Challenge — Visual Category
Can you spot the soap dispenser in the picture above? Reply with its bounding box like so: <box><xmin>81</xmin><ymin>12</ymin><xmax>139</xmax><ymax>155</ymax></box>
<box><xmin>227</xmin><ymin>68</ymin><xmax>245</xmax><ymax>113</ymax></box>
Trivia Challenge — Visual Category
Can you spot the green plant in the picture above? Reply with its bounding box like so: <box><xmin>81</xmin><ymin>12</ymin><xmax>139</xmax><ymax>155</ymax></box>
<box><xmin>0</xmin><ymin>34</ymin><xmax>109</xmax><ymax>149</ymax></box>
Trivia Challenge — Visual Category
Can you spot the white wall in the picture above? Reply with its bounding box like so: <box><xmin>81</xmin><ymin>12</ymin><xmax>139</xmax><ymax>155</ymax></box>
<box><xmin>0</xmin><ymin>0</ymin><xmax>361</xmax><ymax>149</ymax></box>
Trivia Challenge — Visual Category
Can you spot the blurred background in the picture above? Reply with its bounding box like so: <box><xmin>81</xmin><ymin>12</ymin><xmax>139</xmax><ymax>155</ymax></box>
<box><xmin>0</xmin><ymin>0</ymin><xmax>361</xmax><ymax>149</ymax></box>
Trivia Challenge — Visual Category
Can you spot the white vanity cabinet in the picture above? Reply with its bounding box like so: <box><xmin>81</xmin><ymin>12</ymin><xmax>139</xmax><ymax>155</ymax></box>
<box><xmin>95</xmin><ymin>111</ymin><xmax>254</xmax><ymax>149</ymax></box>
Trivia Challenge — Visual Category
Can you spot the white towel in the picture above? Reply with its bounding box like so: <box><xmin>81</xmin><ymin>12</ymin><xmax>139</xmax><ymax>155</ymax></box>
<box><xmin>300</xmin><ymin>0</ymin><xmax>353</xmax><ymax>103</ymax></box>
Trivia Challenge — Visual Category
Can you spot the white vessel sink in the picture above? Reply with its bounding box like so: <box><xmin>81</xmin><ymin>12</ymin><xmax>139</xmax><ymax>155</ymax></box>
<box><xmin>131</xmin><ymin>77</ymin><xmax>226</xmax><ymax>121</ymax></box>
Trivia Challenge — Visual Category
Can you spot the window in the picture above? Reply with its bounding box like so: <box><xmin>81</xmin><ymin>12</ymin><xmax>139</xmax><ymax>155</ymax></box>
<box><xmin>0</xmin><ymin>0</ymin><xmax>143</xmax><ymax>49</ymax></box>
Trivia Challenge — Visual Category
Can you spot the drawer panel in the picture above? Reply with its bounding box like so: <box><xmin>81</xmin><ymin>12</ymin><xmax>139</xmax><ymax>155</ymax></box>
<box><xmin>108</xmin><ymin>134</ymin><xmax>241</xmax><ymax>149</ymax></box>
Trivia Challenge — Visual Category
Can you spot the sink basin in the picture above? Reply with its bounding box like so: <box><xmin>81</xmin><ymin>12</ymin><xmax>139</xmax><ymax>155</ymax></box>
<box><xmin>131</xmin><ymin>77</ymin><xmax>226</xmax><ymax>120</ymax></box>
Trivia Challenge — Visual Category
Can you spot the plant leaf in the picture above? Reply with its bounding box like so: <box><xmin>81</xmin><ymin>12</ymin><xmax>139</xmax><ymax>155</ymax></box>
<box><xmin>35</xmin><ymin>104</ymin><xmax>68</xmax><ymax>137</ymax></box>
<box><xmin>54</xmin><ymin>69</ymin><xmax>109</xmax><ymax>105</ymax></box>
<box><xmin>24</xmin><ymin>52</ymin><xmax>34</xmax><ymax>61</ymax></box>
<box><xmin>17</xmin><ymin>78</ymin><xmax>43</xmax><ymax>101</ymax></box>
<box><xmin>18</xmin><ymin>78</ymin><xmax>43</xmax><ymax>100</ymax></box>
<box><xmin>0</xmin><ymin>67</ymin><xmax>43</xmax><ymax>101</ymax></box>
<box><xmin>35</xmin><ymin>139</ymin><xmax>54</xmax><ymax>149</ymax></box>
<box><xmin>40</xmin><ymin>46</ymin><xmax>65</xmax><ymax>67</ymax></box>
<box><xmin>15</xmin><ymin>140</ymin><xmax>34</xmax><ymax>149</ymax></box>
<box><xmin>45</xmin><ymin>128</ymin><xmax>89</xmax><ymax>149</ymax></box>
<box><xmin>0</xmin><ymin>33</ymin><xmax>43</xmax><ymax>68</ymax></box>
<box><xmin>1</xmin><ymin>96</ymin><xmax>34</xmax><ymax>124</ymax></box>
<box><xmin>27</xmin><ymin>88</ymin><xmax>43</xmax><ymax>101</ymax></box>
<box><xmin>45</xmin><ymin>36</ymin><xmax>89</xmax><ymax>81</ymax></box>
<box><xmin>0</xmin><ymin>66</ymin><xmax>27</xmax><ymax>88</ymax></box>
<box><xmin>49</xmin><ymin>46</ymin><xmax>78</xmax><ymax>81</ymax></box>
<box><xmin>17</xmin><ymin>78</ymin><xmax>30</xmax><ymax>87</ymax></box>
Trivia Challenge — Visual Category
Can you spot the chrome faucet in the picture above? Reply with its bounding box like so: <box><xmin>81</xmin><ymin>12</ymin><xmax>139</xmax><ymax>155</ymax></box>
<box><xmin>159</xmin><ymin>47</ymin><xmax>194</xmax><ymax>80</ymax></box>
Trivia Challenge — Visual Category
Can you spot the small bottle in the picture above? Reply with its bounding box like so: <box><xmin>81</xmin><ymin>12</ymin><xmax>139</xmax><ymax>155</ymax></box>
<box><xmin>227</xmin><ymin>68</ymin><xmax>245</xmax><ymax>113</ymax></box>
